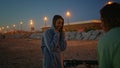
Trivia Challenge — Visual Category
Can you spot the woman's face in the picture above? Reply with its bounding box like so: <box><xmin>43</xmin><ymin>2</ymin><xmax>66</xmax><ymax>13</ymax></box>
<box><xmin>55</xmin><ymin>18</ymin><xmax>63</xmax><ymax>31</ymax></box>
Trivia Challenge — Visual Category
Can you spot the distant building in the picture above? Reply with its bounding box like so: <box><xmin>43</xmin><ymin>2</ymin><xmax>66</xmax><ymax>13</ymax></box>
<box><xmin>41</xmin><ymin>20</ymin><xmax>102</xmax><ymax>32</ymax></box>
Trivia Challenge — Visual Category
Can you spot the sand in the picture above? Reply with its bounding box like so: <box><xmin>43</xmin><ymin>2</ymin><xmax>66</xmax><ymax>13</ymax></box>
<box><xmin>0</xmin><ymin>39</ymin><xmax>98</xmax><ymax>68</ymax></box>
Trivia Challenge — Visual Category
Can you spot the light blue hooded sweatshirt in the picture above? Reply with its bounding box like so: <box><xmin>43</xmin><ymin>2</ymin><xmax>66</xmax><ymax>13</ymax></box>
<box><xmin>41</xmin><ymin>25</ymin><xmax>67</xmax><ymax>68</ymax></box>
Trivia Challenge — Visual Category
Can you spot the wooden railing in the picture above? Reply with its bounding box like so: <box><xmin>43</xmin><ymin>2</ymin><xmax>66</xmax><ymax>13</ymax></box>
<box><xmin>64</xmin><ymin>59</ymin><xmax>98</xmax><ymax>68</ymax></box>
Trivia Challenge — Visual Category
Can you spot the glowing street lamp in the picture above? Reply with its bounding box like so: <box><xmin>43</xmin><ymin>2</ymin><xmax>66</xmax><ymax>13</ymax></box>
<box><xmin>0</xmin><ymin>27</ymin><xmax>1</xmax><ymax>33</ymax></box>
<box><xmin>7</xmin><ymin>26</ymin><xmax>9</xmax><ymax>29</ymax></box>
<box><xmin>20</xmin><ymin>21</ymin><xmax>23</xmax><ymax>31</ymax></box>
<box><xmin>65</xmin><ymin>11</ymin><xmax>71</xmax><ymax>31</ymax></box>
<box><xmin>13</xmin><ymin>24</ymin><xmax>16</xmax><ymax>30</ymax></box>
<box><xmin>44</xmin><ymin>16</ymin><xmax>48</xmax><ymax>27</ymax></box>
<box><xmin>107</xmin><ymin>1</ymin><xmax>113</xmax><ymax>4</ymax></box>
<box><xmin>13</xmin><ymin>24</ymin><xmax>16</xmax><ymax>27</ymax></box>
<box><xmin>6</xmin><ymin>26</ymin><xmax>9</xmax><ymax>32</ymax></box>
<box><xmin>1</xmin><ymin>27</ymin><xmax>4</xmax><ymax>33</ymax></box>
<box><xmin>0</xmin><ymin>27</ymin><xmax>1</xmax><ymax>31</ymax></box>
<box><xmin>30</xmin><ymin>20</ymin><xmax>33</xmax><ymax>28</ymax></box>
<box><xmin>30</xmin><ymin>20</ymin><xmax>33</xmax><ymax>25</ymax></box>
<box><xmin>13</xmin><ymin>24</ymin><xmax>16</xmax><ymax>33</ymax></box>
<box><xmin>66</xmin><ymin>11</ymin><xmax>71</xmax><ymax>25</ymax></box>
<box><xmin>30</xmin><ymin>19</ymin><xmax>34</xmax><ymax>31</ymax></box>
<box><xmin>2</xmin><ymin>27</ymin><xmax>4</xmax><ymax>30</ymax></box>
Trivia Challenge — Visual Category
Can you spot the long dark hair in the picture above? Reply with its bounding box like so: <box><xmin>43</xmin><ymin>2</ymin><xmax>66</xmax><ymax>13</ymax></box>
<box><xmin>52</xmin><ymin>15</ymin><xmax>64</xmax><ymax>32</ymax></box>
<box><xmin>52</xmin><ymin>15</ymin><xmax>64</xmax><ymax>41</ymax></box>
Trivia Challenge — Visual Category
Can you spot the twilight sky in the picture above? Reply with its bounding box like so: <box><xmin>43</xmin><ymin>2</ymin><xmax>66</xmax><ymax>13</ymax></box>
<box><xmin>0</xmin><ymin>0</ymin><xmax>120</xmax><ymax>31</ymax></box>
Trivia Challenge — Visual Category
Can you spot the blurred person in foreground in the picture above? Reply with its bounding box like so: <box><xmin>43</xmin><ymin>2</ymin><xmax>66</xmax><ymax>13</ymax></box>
<box><xmin>97</xmin><ymin>2</ymin><xmax>120</xmax><ymax>68</ymax></box>
<box><xmin>41</xmin><ymin>15</ymin><xmax>67</xmax><ymax>68</ymax></box>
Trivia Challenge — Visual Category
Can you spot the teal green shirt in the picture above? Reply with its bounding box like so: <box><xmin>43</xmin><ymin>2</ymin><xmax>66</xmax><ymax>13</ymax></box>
<box><xmin>97</xmin><ymin>27</ymin><xmax>120</xmax><ymax>68</ymax></box>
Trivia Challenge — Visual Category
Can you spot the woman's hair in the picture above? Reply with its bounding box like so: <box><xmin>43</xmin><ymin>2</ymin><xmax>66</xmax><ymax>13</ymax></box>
<box><xmin>100</xmin><ymin>2</ymin><xmax>120</xmax><ymax>29</ymax></box>
<box><xmin>52</xmin><ymin>15</ymin><xmax>64</xmax><ymax>30</ymax></box>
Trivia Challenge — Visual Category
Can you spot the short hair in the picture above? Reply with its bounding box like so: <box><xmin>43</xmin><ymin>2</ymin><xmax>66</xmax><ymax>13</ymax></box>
<box><xmin>100</xmin><ymin>2</ymin><xmax>120</xmax><ymax>29</ymax></box>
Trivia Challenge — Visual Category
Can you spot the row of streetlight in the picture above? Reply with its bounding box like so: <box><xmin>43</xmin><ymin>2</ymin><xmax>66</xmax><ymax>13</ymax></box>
<box><xmin>0</xmin><ymin>24</ymin><xmax>17</xmax><ymax>33</ymax></box>
<box><xmin>0</xmin><ymin>19</ymin><xmax>35</xmax><ymax>31</ymax></box>
<box><xmin>0</xmin><ymin>25</ymin><xmax>15</xmax><ymax>30</ymax></box>
<box><xmin>0</xmin><ymin>11</ymin><xmax>71</xmax><ymax>33</ymax></box>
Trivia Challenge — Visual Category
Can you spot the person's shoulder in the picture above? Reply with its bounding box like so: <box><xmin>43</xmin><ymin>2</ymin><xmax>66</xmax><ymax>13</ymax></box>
<box><xmin>44</xmin><ymin>28</ymin><xmax>54</xmax><ymax>34</ymax></box>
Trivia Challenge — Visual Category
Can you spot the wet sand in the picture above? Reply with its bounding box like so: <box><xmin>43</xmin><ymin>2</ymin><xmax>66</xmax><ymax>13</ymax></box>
<box><xmin>0</xmin><ymin>39</ymin><xmax>98</xmax><ymax>68</ymax></box>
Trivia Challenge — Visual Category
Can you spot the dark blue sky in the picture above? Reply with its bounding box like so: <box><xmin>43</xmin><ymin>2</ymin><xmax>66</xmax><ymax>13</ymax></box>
<box><xmin>0</xmin><ymin>0</ymin><xmax>120</xmax><ymax>31</ymax></box>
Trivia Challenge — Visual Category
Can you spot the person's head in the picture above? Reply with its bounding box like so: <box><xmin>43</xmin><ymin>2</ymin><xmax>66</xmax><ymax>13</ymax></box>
<box><xmin>52</xmin><ymin>15</ymin><xmax>64</xmax><ymax>32</ymax></box>
<box><xmin>100</xmin><ymin>2</ymin><xmax>120</xmax><ymax>32</ymax></box>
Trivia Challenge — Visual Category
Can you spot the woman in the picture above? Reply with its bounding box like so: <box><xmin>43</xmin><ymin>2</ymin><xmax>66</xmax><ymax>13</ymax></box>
<box><xmin>41</xmin><ymin>15</ymin><xmax>67</xmax><ymax>68</ymax></box>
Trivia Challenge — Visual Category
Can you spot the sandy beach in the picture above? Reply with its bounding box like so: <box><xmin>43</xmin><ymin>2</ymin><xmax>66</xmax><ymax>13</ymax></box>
<box><xmin>0</xmin><ymin>39</ymin><xmax>98</xmax><ymax>68</ymax></box>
